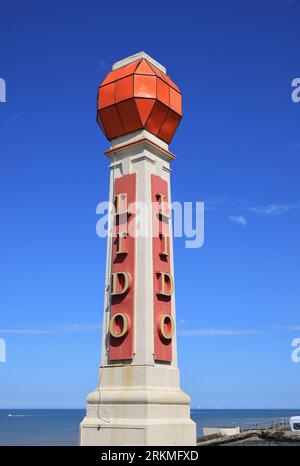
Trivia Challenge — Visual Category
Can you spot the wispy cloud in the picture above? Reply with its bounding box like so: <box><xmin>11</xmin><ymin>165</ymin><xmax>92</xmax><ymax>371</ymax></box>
<box><xmin>229</xmin><ymin>215</ymin><xmax>247</xmax><ymax>226</ymax></box>
<box><xmin>2</xmin><ymin>324</ymin><xmax>299</xmax><ymax>337</ymax></box>
<box><xmin>273</xmin><ymin>325</ymin><xmax>300</xmax><ymax>331</ymax></box>
<box><xmin>205</xmin><ymin>198</ymin><xmax>247</xmax><ymax>210</ymax></box>
<box><xmin>177</xmin><ymin>328</ymin><xmax>259</xmax><ymax>336</ymax></box>
<box><xmin>248</xmin><ymin>202</ymin><xmax>300</xmax><ymax>216</ymax></box>
<box><xmin>0</xmin><ymin>324</ymin><xmax>260</xmax><ymax>337</ymax></box>
<box><xmin>0</xmin><ymin>324</ymin><xmax>101</xmax><ymax>335</ymax></box>
<box><xmin>205</xmin><ymin>198</ymin><xmax>300</xmax><ymax>218</ymax></box>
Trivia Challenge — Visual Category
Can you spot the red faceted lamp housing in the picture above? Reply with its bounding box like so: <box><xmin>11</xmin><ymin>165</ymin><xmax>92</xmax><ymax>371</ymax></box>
<box><xmin>97</xmin><ymin>53</ymin><xmax>182</xmax><ymax>144</ymax></box>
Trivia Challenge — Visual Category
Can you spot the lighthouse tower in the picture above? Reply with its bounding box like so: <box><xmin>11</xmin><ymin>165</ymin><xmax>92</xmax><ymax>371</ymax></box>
<box><xmin>80</xmin><ymin>52</ymin><xmax>196</xmax><ymax>446</ymax></box>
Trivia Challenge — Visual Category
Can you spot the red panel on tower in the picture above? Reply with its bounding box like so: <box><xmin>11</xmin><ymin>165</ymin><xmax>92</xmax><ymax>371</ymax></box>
<box><xmin>152</xmin><ymin>174</ymin><xmax>174</xmax><ymax>362</ymax></box>
<box><xmin>109</xmin><ymin>173</ymin><xmax>136</xmax><ymax>361</ymax></box>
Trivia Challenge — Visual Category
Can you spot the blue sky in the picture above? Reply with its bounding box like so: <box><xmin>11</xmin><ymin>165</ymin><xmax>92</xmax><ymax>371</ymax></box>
<box><xmin>0</xmin><ymin>0</ymin><xmax>300</xmax><ymax>409</ymax></box>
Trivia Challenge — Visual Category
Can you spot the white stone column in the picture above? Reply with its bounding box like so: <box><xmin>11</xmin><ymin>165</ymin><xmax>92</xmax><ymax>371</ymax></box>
<box><xmin>80</xmin><ymin>52</ymin><xmax>196</xmax><ymax>446</ymax></box>
<box><xmin>80</xmin><ymin>130</ymin><xmax>196</xmax><ymax>446</ymax></box>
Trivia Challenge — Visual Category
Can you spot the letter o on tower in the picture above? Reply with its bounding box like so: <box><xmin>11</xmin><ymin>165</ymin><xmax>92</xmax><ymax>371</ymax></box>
<box><xmin>158</xmin><ymin>314</ymin><xmax>175</xmax><ymax>340</ymax></box>
<box><xmin>109</xmin><ymin>313</ymin><xmax>130</xmax><ymax>338</ymax></box>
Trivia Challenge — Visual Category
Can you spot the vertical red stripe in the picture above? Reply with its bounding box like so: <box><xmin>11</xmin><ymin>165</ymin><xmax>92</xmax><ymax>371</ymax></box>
<box><xmin>109</xmin><ymin>173</ymin><xmax>136</xmax><ymax>361</ymax></box>
<box><xmin>152</xmin><ymin>174</ymin><xmax>173</xmax><ymax>362</ymax></box>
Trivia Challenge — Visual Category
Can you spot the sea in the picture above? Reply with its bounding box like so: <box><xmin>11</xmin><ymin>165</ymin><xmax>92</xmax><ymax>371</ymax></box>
<box><xmin>0</xmin><ymin>409</ymin><xmax>299</xmax><ymax>446</ymax></box>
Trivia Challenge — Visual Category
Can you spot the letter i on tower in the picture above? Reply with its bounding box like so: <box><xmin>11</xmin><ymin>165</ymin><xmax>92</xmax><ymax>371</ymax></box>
<box><xmin>80</xmin><ymin>52</ymin><xmax>196</xmax><ymax>446</ymax></box>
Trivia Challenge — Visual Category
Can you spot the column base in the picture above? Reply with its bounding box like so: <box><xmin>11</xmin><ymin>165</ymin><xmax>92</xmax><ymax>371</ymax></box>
<box><xmin>80</xmin><ymin>366</ymin><xmax>196</xmax><ymax>446</ymax></box>
<box><xmin>80</xmin><ymin>416</ymin><xmax>196</xmax><ymax>446</ymax></box>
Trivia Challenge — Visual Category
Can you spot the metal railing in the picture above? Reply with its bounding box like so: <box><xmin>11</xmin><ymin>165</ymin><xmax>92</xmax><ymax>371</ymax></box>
<box><xmin>243</xmin><ymin>417</ymin><xmax>290</xmax><ymax>431</ymax></box>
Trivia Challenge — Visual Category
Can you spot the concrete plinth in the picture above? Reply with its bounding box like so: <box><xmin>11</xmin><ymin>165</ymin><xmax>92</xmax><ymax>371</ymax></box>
<box><xmin>80</xmin><ymin>366</ymin><xmax>196</xmax><ymax>446</ymax></box>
